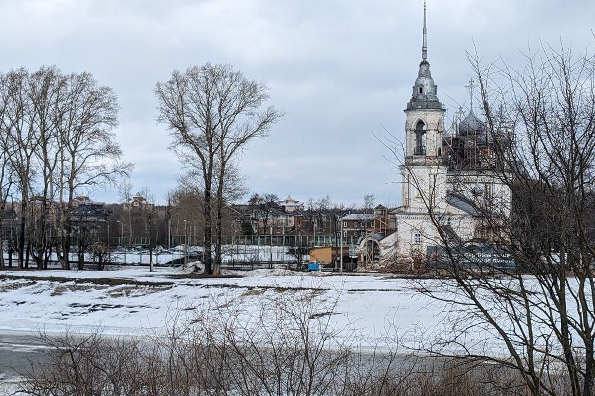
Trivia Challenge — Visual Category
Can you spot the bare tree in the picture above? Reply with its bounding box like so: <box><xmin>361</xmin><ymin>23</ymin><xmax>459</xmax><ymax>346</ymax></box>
<box><xmin>211</xmin><ymin>66</ymin><xmax>280</xmax><ymax>274</ymax></box>
<box><xmin>156</xmin><ymin>66</ymin><xmax>219</xmax><ymax>274</ymax></box>
<box><xmin>389</xmin><ymin>43</ymin><xmax>595</xmax><ymax>395</ymax></box>
<box><xmin>156</xmin><ymin>64</ymin><xmax>279</xmax><ymax>275</ymax></box>
<box><xmin>248</xmin><ymin>193</ymin><xmax>281</xmax><ymax>236</ymax></box>
<box><xmin>29</xmin><ymin>67</ymin><xmax>63</xmax><ymax>269</ymax></box>
<box><xmin>0</xmin><ymin>106</ymin><xmax>14</xmax><ymax>270</ymax></box>
<box><xmin>364</xmin><ymin>193</ymin><xmax>376</xmax><ymax>213</ymax></box>
<box><xmin>0</xmin><ymin>67</ymin><xmax>126</xmax><ymax>271</ymax></box>
<box><xmin>136</xmin><ymin>187</ymin><xmax>158</xmax><ymax>271</ymax></box>
<box><xmin>119</xmin><ymin>177</ymin><xmax>134</xmax><ymax>245</ymax></box>
<box><xmin>306</xmin><ymin>195</ymin><xmax>334</xmax><ymax>239</ymax></box>
<box><xmin>55</xmin><ymin>71</ymin><xmax>128</xmax><ymax>269</ymax></box>
<box><xmin>0</xmin><ymin>69</ymin><xmax>40</xmax><ymax>268</ymax></box>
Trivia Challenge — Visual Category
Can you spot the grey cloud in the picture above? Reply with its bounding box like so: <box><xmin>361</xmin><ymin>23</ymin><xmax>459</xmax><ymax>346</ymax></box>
<box><xmin>1</xmin><ymin>0</ymin><xmax>593</xmax><ymax>205</ymax></box>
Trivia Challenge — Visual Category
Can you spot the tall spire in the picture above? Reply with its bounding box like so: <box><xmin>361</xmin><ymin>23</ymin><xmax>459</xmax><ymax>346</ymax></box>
<box><xmin>407</xmin><ymin>0</ymin><xmax>442</xmax><ymax>111</ymax></box>
<box><xmin>422</xmin><ymin>0</ymin><xmax>428</xmax><ymax>62</ymax></box>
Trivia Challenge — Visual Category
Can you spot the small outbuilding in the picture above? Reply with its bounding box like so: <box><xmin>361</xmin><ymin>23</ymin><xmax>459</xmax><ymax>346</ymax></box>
<box><xmin>308</xmin><ymin>246</ymin><xmax>350</xmax><ymax>268</ymax></box>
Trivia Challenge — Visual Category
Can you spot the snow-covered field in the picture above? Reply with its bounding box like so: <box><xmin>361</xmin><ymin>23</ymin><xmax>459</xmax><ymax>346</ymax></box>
<box><xmin>0</xmin><ymin>267</ymin><xmax>451</xmax><ymax>352</ymax></box>
<box><xmin>6</xmin><ymin>266</ymin><xmax>580</xmax><ymax>395</ymax></box>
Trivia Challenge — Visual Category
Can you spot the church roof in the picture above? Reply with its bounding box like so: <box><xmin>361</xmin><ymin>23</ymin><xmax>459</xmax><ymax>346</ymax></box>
<box><xmin>458</xmin><ymin>109</ymin><xmax>486</xmax><ymax>137</ymax></box>
<box><xmin>446</xmin><ymin>192</ymin><xmax>479</xmax><ymax>216</ymax></box>
<box><xmin>407</xmin><ymin>1</ymin><xmax>443</xmax><ymax>111</ymax></box>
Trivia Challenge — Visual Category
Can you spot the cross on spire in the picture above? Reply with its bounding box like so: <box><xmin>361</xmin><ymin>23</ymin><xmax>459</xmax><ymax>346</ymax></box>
<box><xmin>422</xmin><ymin>0</ymin><xmax>428</xmax><ymax>61</ymax></box>
<box><xmin>465</xmin><ymin>77</ymin><xmax>476</xmax><ymax>111</ymax></box>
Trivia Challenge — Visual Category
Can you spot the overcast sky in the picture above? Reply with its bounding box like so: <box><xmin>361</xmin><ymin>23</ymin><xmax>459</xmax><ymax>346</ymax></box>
<box><xmin>1</xmin><ymin>0</ymin><xmax>593</xmax><ymax>206</ymax></box>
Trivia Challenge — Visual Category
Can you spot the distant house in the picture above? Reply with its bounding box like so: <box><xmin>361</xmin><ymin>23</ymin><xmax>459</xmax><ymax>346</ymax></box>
<box><xmin>126</xmin><ymin>195</ymin><xmax>154</xmax><ymax>209</ymax></box>
<box><xmin>234</xmin><ymin>196</ymin><xmax>306</xmax><ymax>236</ymax></box>
<box><xmin>279</xmin><ymin>196</ymin><xmax>303</xmax><ymax>213</ymax></box>
<box><xmin>71</xmin><ymin>196</ymin><xmax>92</xmax><ymax>207</ymax></box>
<box><xmin>339</xmin><ymin>213</ymin><xmax>375</xmax><ymax>240</ymax></box>
<box><xmin>339</xmin><ymin>207</ymin><xmax>396</xmax><ymax>237</ymax></box>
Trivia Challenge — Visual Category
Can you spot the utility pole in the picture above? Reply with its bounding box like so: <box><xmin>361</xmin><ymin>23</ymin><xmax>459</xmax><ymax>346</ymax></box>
<box><xmin>184</xmin><ymin>219</ymin><xmax>188</xmax><ymax>267</ymax></box>
<box><xmin>122</xmin><ymin>220</ymin><xmax>126</xmax><ymax>264</ymax></box>
<box><xmin>128</xmin><ymin>203</ymin><xmax>132</xmax><ymax>246</ymax></box>
<box><xmin>107</xmin><ymin>221</ymin><xmax>111</xmax><ymax>264</ymax></box>
<box><xmin>340</xmin><ymin>216</ymin><xmax>343</xmax><ymax>274</ymax></box>
<box><xmin>168</xmin><ymin>217</ymin><xmax>171</xmax><ymax>249</ymax></box>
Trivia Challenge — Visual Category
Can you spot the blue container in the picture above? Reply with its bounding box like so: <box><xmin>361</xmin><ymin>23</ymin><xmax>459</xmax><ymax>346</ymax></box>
<box><xmin>307</xmin><ymin>262</ymin><xmax>320</xmax><ymax>271</ymax></box>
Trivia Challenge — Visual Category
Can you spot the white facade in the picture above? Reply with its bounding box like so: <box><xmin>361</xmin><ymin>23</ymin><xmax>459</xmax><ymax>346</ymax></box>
<box><xmin>377</xmin><ymin>4</ymin><xmax>511</xmax><ymax>264</ymax></box>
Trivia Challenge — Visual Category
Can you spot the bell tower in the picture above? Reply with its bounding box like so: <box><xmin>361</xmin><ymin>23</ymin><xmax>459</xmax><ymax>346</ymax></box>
<box><xmin>401</xmin><ymin>0</ymin><xmax>447</xmax><ymax>212</ymax></box>
<box><xmin>404</xmin><ymin>0</ymin><xmax>445</xmax><ymax>164</ymax></box>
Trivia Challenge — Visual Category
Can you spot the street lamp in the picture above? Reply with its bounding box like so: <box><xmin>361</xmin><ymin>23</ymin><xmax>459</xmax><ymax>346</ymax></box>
<box><xmin>114</xmin><ymin>220</ymin><xmax>122</xmax><ymax>264</ymax></box>
<box><xmin>183</xmin><ymin>219</ymin><xmax>188</xmax><ymax>267</ymax></box>
<box><xmin>168</xmin><ymin>217</ymin><xmax>171</xmax><ymax>250</ymax></box>
<box><xmin>115</xmin><ymin>220</ymin><xmax>122</xmax><ymax>246</ymax></box>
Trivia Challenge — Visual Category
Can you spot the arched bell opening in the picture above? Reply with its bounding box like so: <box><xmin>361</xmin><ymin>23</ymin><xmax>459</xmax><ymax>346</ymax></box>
<box><xmin>414</xmin><ymin>120</ymin><xmax>426</xmax><ymax>156</ymax></box>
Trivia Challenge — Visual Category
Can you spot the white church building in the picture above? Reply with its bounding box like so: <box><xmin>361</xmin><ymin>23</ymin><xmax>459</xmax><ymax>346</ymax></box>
<box><xmin>361</xmin><ymin>2</ymin><xmax>512</xmax><ymax>267</ymax></box>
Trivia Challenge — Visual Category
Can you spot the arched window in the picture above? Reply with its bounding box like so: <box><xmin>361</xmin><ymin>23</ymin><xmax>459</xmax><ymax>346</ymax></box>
<box><xmin>419</xmin><ymin>87</ymin><xmax>423</xmax><ymax>94</ymax></box>
<box><xmin>413</xmin><ymin>232</ymin><xmax>421</xmax><ymax>244</ymax></box>
<box><xmin>414</xmin><ymin>120</ymin><xmax>426</xmax><ymax>156</ymax></box>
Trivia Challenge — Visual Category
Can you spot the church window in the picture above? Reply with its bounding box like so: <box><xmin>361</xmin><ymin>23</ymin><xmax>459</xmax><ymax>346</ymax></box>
<box><xmin>413</xmin><ymin>232</ymin><xmax>421</xmax><ymax>244</ymax></box>
<box><xmin>419</xmin><ymin>87</ymin><xmax>423</xmax><ymax>94</ymax></box>
<box><xmin>414</xmin><ymin>120</ymin><xmax>426</xmax><ymax>155</ymax></box>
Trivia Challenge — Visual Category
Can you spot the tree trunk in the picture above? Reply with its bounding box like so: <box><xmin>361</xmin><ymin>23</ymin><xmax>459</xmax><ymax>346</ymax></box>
<box><xmin>584</xmin><ymin>339</ymin><xmax>594</xmax><ymax>396</ymax></box>
<box><xmin>24</xmin><ymin>240</ymin><xmax>30</xmax><ymax>269</ymax></box>
<box><xmin>18</xmin><ymin>212</ymin><xmax>25</xmax><ymax>269</ymax></box>
<box><xmin>77</xmin><ymin>248</ymin><xmax>84</xmax><ymax>270</ymax></box>
<box><xmin>61</xmin><ymin>222</ymin><xmax>72</xmax><ymax>270</ymax></box>
<box><xmin>214</xmin><ymin>165</ymin><xmax>225</xmax><ymax>276</ymax></box>
<box><xmin>149</xmin><ymin>248</ymin><xmax>153</xmax><ymax>272</ymax></box>
<box><xmin>43</xmin><ymin>246</ymin><xmax>51</xmax><ymax>270</ymax></box>
<box><xmin>77</xmin><ymin>227</ymin><xmax>85</xmax><ymax>270</ymax></box>
<box><xmin>59</xmin><ymin>189</ymin><xmax>75</xmax><ymax>270</ymax></box>
<box><xmin>203</xmin><ymin>184</ymin><xmax>213</xmax><ymax>275</ymax></box>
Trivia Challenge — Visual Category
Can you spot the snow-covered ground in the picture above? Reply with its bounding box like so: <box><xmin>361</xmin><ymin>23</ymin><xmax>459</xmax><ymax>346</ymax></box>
<box><xmin>0</xmin><ymin>267</ymin><xmax>450</xmax><ymax>352</ymax></box>
<box><xmin>6</xmin><ymin>265</ymin><xmax>580</xmax><ymax>395</ymax></box>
